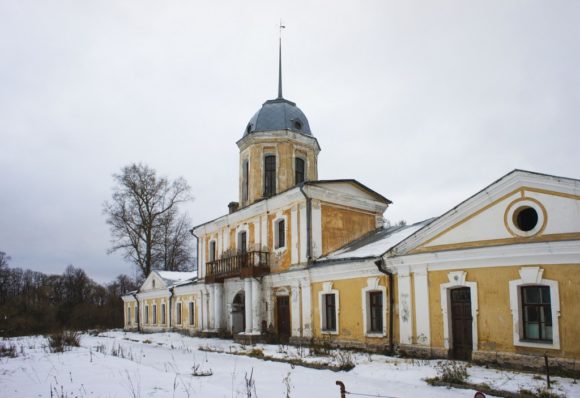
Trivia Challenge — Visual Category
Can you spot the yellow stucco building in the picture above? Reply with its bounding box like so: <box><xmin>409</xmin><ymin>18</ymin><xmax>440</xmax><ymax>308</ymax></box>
<box><xmin>123</xmin><ymin>50</ymin><xmax>580</xmax><ymax>375</ymax></box>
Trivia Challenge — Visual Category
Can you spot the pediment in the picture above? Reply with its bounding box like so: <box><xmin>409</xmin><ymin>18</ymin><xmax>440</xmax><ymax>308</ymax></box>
<box><xmin>140</xmin><ymin>271</ymin><xmax>169</xmax><ymax>292</ymax></box>
<box><xmin>391</xmin><ymin>170</ymin><xmax>580</xmax><ymax>255</ymax></box>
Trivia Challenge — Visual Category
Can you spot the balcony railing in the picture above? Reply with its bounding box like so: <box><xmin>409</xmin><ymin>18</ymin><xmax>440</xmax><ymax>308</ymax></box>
<box><xmin>205</xmin><ymin>251</ymin><xmax>270</xmax><ymax>283</ymax></box>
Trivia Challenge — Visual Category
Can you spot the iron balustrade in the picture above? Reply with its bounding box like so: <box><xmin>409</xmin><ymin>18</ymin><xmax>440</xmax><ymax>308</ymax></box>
<box><xmin>205</xmin><ymin>251</ymin><xmax>270</xmax><ymax>282</ymax></box>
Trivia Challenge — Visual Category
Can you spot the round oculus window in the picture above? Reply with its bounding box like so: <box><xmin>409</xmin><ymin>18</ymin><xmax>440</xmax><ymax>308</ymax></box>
<box><xmin>513</xmin><ymin>206</ymin><xmax>538</xmax><ymax>232</ymax></box>
<box><xmin>504</xmin><ymin>198</ymin><xmax>546</xmax><ymax>237</ymax></box>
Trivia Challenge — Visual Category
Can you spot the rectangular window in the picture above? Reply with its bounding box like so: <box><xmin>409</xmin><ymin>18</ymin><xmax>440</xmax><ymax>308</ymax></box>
<box><xmin>209</xmin><ymin>241</ymin><xmax>216</xmax><ymax>262</ymax></box>
<box><xmin>243</xmin><ymin>160</ymin><xmax>249</xmax><ymax>203</ymax></box>
<box><xmin>522</xmin><ymin>286</ymin><xmax>552</xmax><ymax>341</ymax></box>
<box><xmin>264</xmin><ymin>155</ymin><xmax>276</xmax><ymax>196</ymax></box>
<box><xmin>323</xmin><ymin>294</ymin><xmax>337</xmax><ymax>332</ymax></box>
<box><xmin>189</xmin><ymin>302</ymin><xmax>195</xmax><ymax>325</ymax></box>
<box><xmin>153</xmin><ymin>304</ymin><xmax>157</xmax><ymax>324</ymax></box>
<box><xmin>239</xmin><ymin>231</ymin><xmax>247</xmax><ymax>253</ymax></box>
<box><xmin>127</xmin><ymin>307</ymin><xmax>131</xmax><ymax>325</ymax></box>
<box><xmin>135</xmin><ymin>305</ymin><xmax>138</xmax><ymax>323</ymax></box>
<box><xmin>275</xmin><ymin>219</ymin><xmax>285</xmax><ymax>249</ymax></box>
<box><xmin>295</xmin><ymin>157</ymin><xmax>305</xmax><ymax>185</ymax></box>
<box><xmin>176</xmin><ymin>302</ymin><xmax>182</xmax><ymax>325</ymax></box>
<box><xmin>145</xmin><ymin>305</ymin><xmax>149</xmax><ymax>324</ymax></box>
<box><xmin>369</xmin><ymin>292</ymin><xmax>383</xmax><ymax>333</ymax></box>
<box><xmin>161</xmin><ymin>303</ymin><xmax>166</xmax><ymax>324</ymax></box>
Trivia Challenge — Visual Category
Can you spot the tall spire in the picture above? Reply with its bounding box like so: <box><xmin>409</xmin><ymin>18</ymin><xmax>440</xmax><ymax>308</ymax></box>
<box><xmin>278</xmin><ymin>21</ymin><xmax>285</xmax><ymax>99</ymax></box>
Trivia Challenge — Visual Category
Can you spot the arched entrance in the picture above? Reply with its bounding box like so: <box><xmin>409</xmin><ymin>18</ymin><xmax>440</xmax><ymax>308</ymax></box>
<box><xmin>231</xmin><ymin>292</ymin><xmax>245</xmax><ymax>334</ymax></box>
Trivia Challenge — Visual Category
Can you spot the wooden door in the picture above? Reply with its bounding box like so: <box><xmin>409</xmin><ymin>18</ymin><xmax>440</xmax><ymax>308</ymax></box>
<box><xmin>276</xmin><ymin>296</ymin><xmax>290</xmax><ymax>341</ymax></box>
<box><xmin>450</xmin><ymin>287</ymin><xmax>472</xmax><ymax>360</ymax></box>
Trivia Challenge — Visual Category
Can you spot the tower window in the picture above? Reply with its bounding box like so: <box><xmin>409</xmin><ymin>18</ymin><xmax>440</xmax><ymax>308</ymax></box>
<box><xmin>209</xmin><ymin>240</ymin><xmax>216</xmax><ymax>262</ymax></box>
<box><xmin>293</xmin><ymin>120</ymin><xmax>303</xmax><ymax>130</ymax></box>
<box><xmin>264</xmin><ymin>155</ymin><xmax>276</xmax><ymax>197</ymax></box>
<box><xmin>242</xmin><ymin>160</ymin><xmax>249</xmax><ymax>203</ymax></box>
<box><xmin>295</xmin><ymin>158</ymin><xmax>305</xmax><ymax>185</ymax></box>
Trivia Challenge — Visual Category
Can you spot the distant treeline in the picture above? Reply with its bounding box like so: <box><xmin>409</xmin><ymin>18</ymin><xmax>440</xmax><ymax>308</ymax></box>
<box><xmin>0</xmin><ymin>258</ymin><xmax>139</xmax><ymax>337</ymax></box>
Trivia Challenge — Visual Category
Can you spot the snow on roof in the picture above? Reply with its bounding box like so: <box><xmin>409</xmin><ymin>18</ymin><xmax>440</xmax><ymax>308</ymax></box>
<box><xmin>321</xmin><ymin>219</ymin><xmax>433</xmax><ymax>261</ymax></box>
<box><xmin>155</xmin><ymin>271</ymin><xmax>197</xmax><ymax>284</ymax></box>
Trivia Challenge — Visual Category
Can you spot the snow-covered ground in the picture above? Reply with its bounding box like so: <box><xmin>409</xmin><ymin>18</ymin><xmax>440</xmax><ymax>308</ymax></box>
<box><xmin>0</xmin><ymin>331</ymin><xmax>577</xmax><ymax>397</ymax></box>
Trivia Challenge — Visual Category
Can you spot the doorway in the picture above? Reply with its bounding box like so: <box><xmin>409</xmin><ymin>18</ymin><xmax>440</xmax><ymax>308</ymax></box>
<box><xmin>231</xmin><ymin>292</ymin><xmax>245</xmax><ymax>334</ymax></box>
<box><xmin>450</xmin><ymin>287</ymin><xmax>473</xmax><ymax>360</ymax></box>
<box><xmin>276</xmin><ymin>296</ymin><xmax>290</xmax><ymax>341</ymax></box>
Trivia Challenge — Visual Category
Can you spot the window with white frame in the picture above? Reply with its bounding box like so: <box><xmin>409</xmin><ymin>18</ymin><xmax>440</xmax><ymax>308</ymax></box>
<box><xmin>274</xmin><ymin>218</ymin><xmax>286</xmax><ymax>249</ymax></box>
<box><xmin>238</xmin><ymin>231</ymin><xmax>247</xmax><ymax>253</ymax></box>
<box><xmin>161</xmin><ymin>303</ymin><xmax>166</xmax><ymax>324</ymax></box>
<box><xmin>319</xmin><ymin>282</ymin><xmax>339</xmax><ymax>333</ymax></box>
<box><xmin>145</xmin><ymin>305</ymin><xmax>149</xmax><ymax>324</ymax></box>
<box><xmin>189</xmin><ymin>302</ymin><xmax>195</xmax><ymax>325</ymax></box>
<box><xmin>152</xmin><ymin>304</ymin><xmax>157</xmax><ymax>324</ymax></box>
<box><xmin>362</xmin><ymin>278</ymin><xmax>387</xmax><ymax>336</ymax></box>
<box><xmin>176</xmin><ymin>302</ymin><xmax>182</xmax><ymax>325</ymax></box>
<box><xmin>322</xmin><ymin>293</ymin><xmax>337</xmax><ymax>332</ymax></box>
<box><xmin>134</xmin><ymin>305</ymin><xmax>138</xmax><ymax>323</ymax></box>
<box><xmin>509</xmin><ymin>267</ymin><xmax>560</xmax><ymax>349</ymax></box>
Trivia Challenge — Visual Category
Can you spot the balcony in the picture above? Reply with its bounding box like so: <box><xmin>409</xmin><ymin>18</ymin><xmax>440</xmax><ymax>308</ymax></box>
<box><xmin>205</xmin><ymin>251</ymin><xmax>270</xmax><ymax>283</ymax></box>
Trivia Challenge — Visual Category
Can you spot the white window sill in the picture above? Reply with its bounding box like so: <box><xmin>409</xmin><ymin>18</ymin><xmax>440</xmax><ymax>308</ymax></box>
<box><xmin>364</xmin><ymin>332</ymin><xmax>386</xmax><ymax>338</ymax></box>
<box><xmin>321</xmin><ymin>330</ymin><xmax>338</xmax><ymax>335</ymax></box>
<box><xmin>515</xmin><ymin>340</ymin><xmax>559</xmax><ymax>350</ymax></box>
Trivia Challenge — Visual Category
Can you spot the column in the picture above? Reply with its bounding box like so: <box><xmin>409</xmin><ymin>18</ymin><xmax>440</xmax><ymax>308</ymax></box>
<box><xmin>300</xmin><ymin>280</ymin><xmax>313</xmax><ymax>338</ymax></box>
<box><xmin>413</xmin><ymin>267</ymin><xmax>431</xmax><ymax>346</ymax></box>
<box><xmin>291</xmin><ymin>283</ymin><xmax>301</xmax><ymax>337</ymax></box>
<box><xmin>398</xmin><ymin>267</ymin><xmax>413</xmax><ymax>345</ymax></box>
<box><xmin>214</xmin><ymin>283</ymin><xmax>223</xmax><ymax>331</ymax></box>
<box><xmin>244</xmin><ymin>278</ymin><xmax>253</xmax><ymax>334</ymax></box>
<box><xmin>251</xmin><ymin>279</ymin><xmax>261</xmax><ymax>334</ymax></box>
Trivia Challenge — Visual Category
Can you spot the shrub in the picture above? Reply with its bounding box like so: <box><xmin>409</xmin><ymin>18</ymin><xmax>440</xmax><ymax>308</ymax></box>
<box><xmin>434</xmin><ymin>360</ymin><xmax>468</xmax><ymax>384</ymax></box>
<box><xmin>333</xmin><ymin>350</ymin><xmax>355</xmax><ymax>371</ymax></box>
<box><xmin>247</xmin><ymin>348</ymin><xmax>264</xmax><ymax>358</ymax></box>
<box><xmin>48</xmin><ymin>330</ymin><xmax>80</xmax><ymax>353</ymax></box>
<box><xmin>0</xmin><ymin>342</ymin><xmax>17</xmax><ymax>358</ymax></box>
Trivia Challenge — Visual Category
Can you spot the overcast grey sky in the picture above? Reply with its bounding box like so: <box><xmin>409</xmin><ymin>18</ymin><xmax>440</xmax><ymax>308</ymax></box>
<box><xmin>1</xmin><ymin>1</ymin><xmax>579</xmax><ymax>283</ymax></box>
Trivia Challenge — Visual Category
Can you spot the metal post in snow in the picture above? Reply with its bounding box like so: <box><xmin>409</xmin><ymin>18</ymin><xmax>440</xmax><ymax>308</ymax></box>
<box><xmin>335</xmin><ymin>380</ymin><xmax>346</xmax><ymax>398</ymax></box>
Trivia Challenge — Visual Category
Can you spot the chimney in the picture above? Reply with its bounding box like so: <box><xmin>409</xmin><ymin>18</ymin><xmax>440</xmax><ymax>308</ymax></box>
<box><xmin>228</xmin><ymin>201</ymin><xmax>239</xmax><ymax>214</ymax></box>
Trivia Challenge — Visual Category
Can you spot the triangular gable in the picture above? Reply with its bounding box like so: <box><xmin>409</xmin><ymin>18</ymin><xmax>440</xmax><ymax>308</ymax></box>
<box><xmin>140</xmin><ymin>271</ymin><xmax>170</xmax><ymax>292</ymax></box>
<box><xmin>306</xmin><ymin>180</ymin><xmax>392</xmax><ymax>204</ymax></box>
<box><xmin>388</xmin><ymin>170</ymin><xmax>580</xmax><ymax>255</ymax></box>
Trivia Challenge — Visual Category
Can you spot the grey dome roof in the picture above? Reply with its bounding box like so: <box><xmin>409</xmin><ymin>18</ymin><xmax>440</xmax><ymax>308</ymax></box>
<box><xmin>244</xmin><ymin>98</ymin><xmax>312</xmax><ymax>136</ymax></box>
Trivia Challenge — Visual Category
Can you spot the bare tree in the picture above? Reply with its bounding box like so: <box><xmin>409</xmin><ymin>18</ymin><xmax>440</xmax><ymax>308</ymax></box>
<box><xmin>103</xmin><ymin>163</ymin><xmax>193</xmax><ymax>278</ymax></box>
<box><xmin>0</xmin><ymin>251</ymin><xmax>10</xmax><ymax>269</ymax></box>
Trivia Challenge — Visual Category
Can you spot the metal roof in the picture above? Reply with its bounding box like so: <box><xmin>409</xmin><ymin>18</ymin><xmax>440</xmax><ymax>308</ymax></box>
<box><xmin>244</xmin><ymin>98</ymin><xmax>312</xmax><ymax>136</ymax></box>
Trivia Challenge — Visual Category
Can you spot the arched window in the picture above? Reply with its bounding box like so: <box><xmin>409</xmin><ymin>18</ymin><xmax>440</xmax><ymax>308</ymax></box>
<box><xmin>264</xmin><ymin>155</ymin><xmax>276</xmax><ymax>196</ymax></box>
<box><xmin>295</xmin><ymin>157</ymin><xmax>305</xmax><ymax>185</ymax></box>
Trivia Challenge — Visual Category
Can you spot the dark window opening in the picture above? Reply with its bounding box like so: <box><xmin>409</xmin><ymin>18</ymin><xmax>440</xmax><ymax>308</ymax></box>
<box><xmin>369</xmin><ymin>291</ymin><xmax>383</xmax><ymax>333</ymax></box>
<box><xmin>514</xmin><ymin>206</ymin><xmax>539</xmax><ymax>232</ymax></box>
<box><xmin>209</xmin><ymin>241</ymin><xmax>216</xmax><ymax>262</ymax></box>
<box><xmin>264</xmin><ymin>155</ymin><xmax>276</xmax><ymax>196</ymax></box>
<box><xmin>323</xmin><ymin>294</ymin><xmax>337</xmax><ymax>332</ymax></box>
<box><xmin>246</xmin><ymin>123</ymin><xmax>252</xmax><ymax>134</ymax></box>
<box><xmin>239</xmin><ymin>231</ymin><xmax>247</xmax><ymax>254</ymax></box>
<box><xmin>295</xmin><ymin>158</ymin><xmax>305</xmax><ymax>185</ymax></box>
<box><xmin>293</xmin><ymin>120</ymin><xmax>302</xmax><ymax>130</ymax></box>
<box><xmin>276</xmin><ymin>219</ymin><xmax>285</xmax><ymax>249</ymax></box>
<box><xmin>176</xmin><ymin>302</ymin><xmax>182</xmax><ymax>324</ymax></box>
<box><xmin>189</xmin><ymin>302</ymin><xmax>194</xmax><ymax>325</ymax></box>
<box><xmin>522</xmin><ymin>286</ymin><xmax>552</xmax><ymax>341</ymax></box>
<box><xmin>242</xmin><ymin>160</ymin><xmax>249</xmax><ymax>203</ymax></box>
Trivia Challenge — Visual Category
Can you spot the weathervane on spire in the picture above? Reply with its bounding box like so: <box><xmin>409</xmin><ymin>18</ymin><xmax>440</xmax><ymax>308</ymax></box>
<box><xmin>278</xmin><ymin>20</ymin><xmax>286</xmax><ymax>99</ymax></box>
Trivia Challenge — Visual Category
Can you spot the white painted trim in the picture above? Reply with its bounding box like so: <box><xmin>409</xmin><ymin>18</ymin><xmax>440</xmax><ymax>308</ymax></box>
<box><xmin>236</xmin><ymin>224</ymin><xmax>250</xmax><ymax>252</ymax></box>
<box><xmin>413</xmin><ymin>267</ymin><xmax>431</xmax><ymax>346</ymax></box>
<box><xmin>291</xmin><ymin>205</ymin><xmax>299</xmax><ymax>265</ymax></box>
<box><xmin>440</xmin><ymin>271</ymin><xmax>478</xmax><ymax>352</ymax></box>
<box><xmin>318</xmin><ymin>282</ymin><xmax>339</xmax><ymax>335</ymax></box>
<box><xmin>397</xmin><ymin>267</ymin><xmax>413</xmax><ymax>345</ymax></box>
<box><xmin>361</xmin><ymin>277</ymin><xmax>387</xmax><ymax>337</ymax></box>
<box><xmin>311</xmin><ymin>200</ymin><xmax>322</xmax><ymax>258</ymax></box>
<box><xmin>505</xmin><ymin>198</ymin><xmax>546</xmax><ymax>237</ymax></box>
<box><xmin>509</xmin><ymin>267</ymin><xmax>561</xmax><ymax>349</ymax></box>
